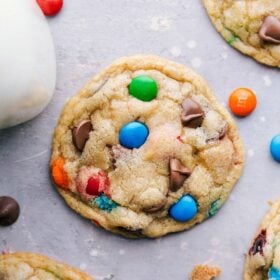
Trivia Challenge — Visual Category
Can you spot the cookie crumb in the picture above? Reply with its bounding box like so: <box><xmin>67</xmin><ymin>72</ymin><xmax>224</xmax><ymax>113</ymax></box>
<box><xmin>190</xmin><ymin>265</ymin><xmax>221</xmax><ymax>280</ymax></box>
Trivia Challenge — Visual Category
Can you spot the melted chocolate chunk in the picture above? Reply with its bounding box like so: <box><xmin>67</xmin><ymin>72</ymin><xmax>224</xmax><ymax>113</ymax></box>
<box><xmin>259</xmin><ymin>16</ymin><xmax>280</xmax><ymax>44</ymax></box>
<box><xmin>0</xmin><ymin>196</ymin><xmax>20</xmax><ymax>226</ymax></box>
<box><xmin>181</xmin><ymin>98</ymin><xmax>204</xmax><ymax>128</ymax></box>
<box><xmin>249</xmin><ymin>229</ymin><xmax>267</xmax><ymax>256</ymax></box>
<box><xmin>72</xmin><ymin>120</ymin><xmax>93</xmax><ymax>151</ymax></box>
<box><xmin>169</xmin><ymin>158</ymin><xmax>191</xmax><ymax>192</ymax></box>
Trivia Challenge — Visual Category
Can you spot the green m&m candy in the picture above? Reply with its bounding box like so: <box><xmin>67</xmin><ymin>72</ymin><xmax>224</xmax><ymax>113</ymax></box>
<box><xmin>129</xmin><ymin>75</ymin><xmax>158</xmax><ymax>101</ymax></box>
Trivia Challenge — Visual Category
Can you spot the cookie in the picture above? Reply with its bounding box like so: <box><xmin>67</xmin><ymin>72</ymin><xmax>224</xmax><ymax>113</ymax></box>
<box><xmin>203</xmin><ymin>0</ymin><xmax>280</xmax><ymax>67</ymax></box>
<box><xmin>51</xmin><ymin>55</ymin><xmax>244</xmax><ymax>238</ymax></box>
<box><xmin>244</xmin><ymin>199</ymin><xmax>280</xmax><ymax>280</ymax></box>
<box><xmin>0</xmin><ymin>252</ymin><xmax>92</xmax><ymax>279</ymax></box>
<box><xmin>190</xmin><ymin>265</ymin><xmax>221</xmax><ymax>280</ymax></box>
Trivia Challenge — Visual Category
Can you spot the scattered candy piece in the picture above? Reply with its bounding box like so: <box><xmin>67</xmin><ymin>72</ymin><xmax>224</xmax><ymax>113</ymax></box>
<box><xmin>249</xmin><ymin>229</ymin><xmax>266</xmax><ymax>256</ymax></box>
<box><xmin>51</xmin><ymin>157</ymin><xmax>69</xmax><ymax>189</ymax></box>
<box><xmin>259</xmin><ymin>16</ymin><xmax>280</xmax><ymax>44</ymax></box>
<box><xmin>129</xmin><ymin>75</ymin><xmax>158</xmax><ymax>101</ymax></box>
<box><xmin>119</xmin><ymin>121</ymin><xmax>149</xmax><ymax>149</ymax></box>
<box><xmin>181</xmin><ymin>98</ymin><xmax>204</xmax><ymax>128</ymax></box>
<box><xmin>269</xmin><ymin>267</ymin><xmax>280</xmax><ymax>280</ymax></box>
<box><xmin>36</xmin><ymin>0</ymin><xmax>63</xmax><ymax>16</ymax></box>
<box><xmin>91</xmin><ymin>195</ymin><xmax>118</xmax><ymax>212</ymax></box>
<box><xmin>169</xmin><ymin>194</ymin><xmax>197</xmax><ymax>222</ymax></box>
<box><xmin>229</xmin><ymin>88</ymin><xmax>257</xmax><ymax>117</ymax></box>
<box><xmin>72</xmin><ymin>120</ymin><xmax>93</xmax><ymax>151</ymax></box>
<box><xmin>0</xmin><ymin>196</ymin><xmax>20</xmax><ymax>226</ymax></box>
<box><xmin>270</xmin><ymin>134</ymin><xmax>280</xmax><ymax>162</ymax></box>
<box><xmin>169</xmin><ymin>158</ymin><xmax>191</xmax><ymax>192</ymax></box>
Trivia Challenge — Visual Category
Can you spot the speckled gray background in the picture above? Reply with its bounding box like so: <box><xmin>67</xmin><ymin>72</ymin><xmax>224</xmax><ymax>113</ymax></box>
<box><xmin>1</xmin><ymin>1</ymin><xmax>280</xmax><ymax>279</ymax></box>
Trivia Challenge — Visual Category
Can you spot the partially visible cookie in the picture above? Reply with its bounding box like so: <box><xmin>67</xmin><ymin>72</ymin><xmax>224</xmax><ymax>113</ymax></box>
<box><xmin>51</xmin><ymin>55</ymin><xmax>244</xmax><ymax>238</ymax></box>
<box><xmin>190</xmin><ymin>265</ymin><xmax>221</xmax><ymax>280</ymax></box>
<box><xmin>244</xmin><ymin>199</ymin><xmax>280</xmax><ymax>279</ymax></box>
<box><xmin>203</xmin><ymin>0</ymin><xmax>280</xmax><ymax>67</ymax></box>
<box><xmin>0</xmin><ymin>252</ymin><xmax>93</xmax><ymax>280</ymax></box>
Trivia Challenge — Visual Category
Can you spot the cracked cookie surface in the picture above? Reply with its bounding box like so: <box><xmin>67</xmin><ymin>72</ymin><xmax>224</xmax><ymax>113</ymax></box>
<box><xmin>203</xmin><ymin>0</ymin><xmax>280</xmax><ymax>67</ymax></box>
<box><xmin>244</xmin><ymin>199</ymin><xmax>280</xmax><ymax>280</ymax></box>
<box><xmin>51</xmin><ymin>55</ymin><xmax>244</xmax><ymax>238</ymax></box>
<box><xmin>0</xmin><ymin>252</ymin><xmax>92</xmax><ymax>280</ymax></box>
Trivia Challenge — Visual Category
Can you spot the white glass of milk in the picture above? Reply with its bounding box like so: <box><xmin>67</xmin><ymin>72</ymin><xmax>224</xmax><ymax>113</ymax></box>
<box><xmin>0</xmin><ymin>0</ymin><xmax>56</xmax><ymax>129</ymax></box>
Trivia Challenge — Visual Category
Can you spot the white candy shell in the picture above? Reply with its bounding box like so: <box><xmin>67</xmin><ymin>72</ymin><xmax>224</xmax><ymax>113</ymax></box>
<box><xmin>0</xmin><ymin>0</ymin><xmax>56</xmax><ymax>129</ymax></box>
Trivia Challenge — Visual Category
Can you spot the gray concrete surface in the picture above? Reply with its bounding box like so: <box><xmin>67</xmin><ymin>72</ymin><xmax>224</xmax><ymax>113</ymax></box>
<box><xmin>1</xmin><ymin>1</ymin><xmax>280</xmax><ymax>279</ymax></box>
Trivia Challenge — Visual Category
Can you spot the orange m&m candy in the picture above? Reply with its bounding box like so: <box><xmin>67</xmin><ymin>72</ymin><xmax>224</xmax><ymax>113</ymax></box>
<box><xmin>229</xmin><ymin>88</ymin><xmax>257</xmax><ymax>117</ymax></box>
<box><xmin>51</xmin><ymin>157</ymin><xmax>69</xmax><ymax>189</ymax></box>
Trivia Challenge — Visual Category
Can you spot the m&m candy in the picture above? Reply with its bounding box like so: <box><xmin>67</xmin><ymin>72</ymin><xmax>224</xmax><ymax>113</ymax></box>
<box><xmin>229</xmin><ymin>88</ymin><xmax>257</xmax><ymax>117</ymax></box>
<box><xmin>119</xmin><ymin>121</ymin><xmax>149</xmax><ymax>149</ymax></box>
<box><xmin>268</xmin><ymin>267</ymin><xmax>280</xmax><ymax>280</ymax></box>
<box><xmin>270</xmin><ymin>134</ymin><xmax>280</xmax><ymax>162</ymax></box>
<box><xmin>129</xmin><ymin>75</ymin><xmax>158</xmax><ymax>102</ymax></box>
<box><xmin>169</xmin><ymin>195</ymin><xmax>197</xmax><ymax>222</ymax></box>
<box><xmin>36</xmin><ymin>0</ymin><xmax>63</xmax><ymax>16</ymax></box>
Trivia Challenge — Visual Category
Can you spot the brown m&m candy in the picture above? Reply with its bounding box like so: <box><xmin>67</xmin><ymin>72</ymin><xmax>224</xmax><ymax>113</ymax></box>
<box><xmin>72</xmin><ymin>120</ymin><xmax>93</xmax><ymax>151</ymax></box>
<box><xmin>169</xmin><ymin>158</ymin><xmax>191</xmax><ymax>192</ymax></box>
<box><xmin>259</xmin><ymin>16</ymin><xmax>280</xmax><ymax>44</ymax></box>
<box><xmin>181</xmin><ymin>98</ymin><xmax>204</xmax><ymax>128</ymax></box>
<box><xmin>0</xmin><ymin>196</ymin><xmax>20</xmax><ymax>226</ymax></box>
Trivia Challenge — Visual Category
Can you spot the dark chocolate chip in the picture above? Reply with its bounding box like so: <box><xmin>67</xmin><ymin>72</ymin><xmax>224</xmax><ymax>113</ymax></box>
<box><xmin>0</xmin><ymin>196</ymin><xmax>20</xmax><ymax>226</ymax></box>
<box><xmin>181</xmin><ymin>98</ymin><xmax>204</xmax><ymax>128</ymax></box>
<box><xmin>72</xmin><ymin>120</ymin><xmax>93</xmax><ymax>151</ymax></box>
<box><xmin>259</xmin><ymin>16</ymin><xmax>280</xmax><ymax>44</ymax></box>
<box><xmin>249</xmin><ymin>229</ymin><xmax>267</xmax><ymax>256</ymax></box>
<box><xmin>169</xmin><ymin>158</ymin><xmax>191</xmax><ymax>192</ymax></box>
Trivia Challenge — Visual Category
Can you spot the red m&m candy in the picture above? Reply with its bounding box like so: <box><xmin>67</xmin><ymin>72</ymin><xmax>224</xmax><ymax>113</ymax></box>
<box><xmin>229</xmin><ymin>88</ymin><xmax>257</xmax><ymax>117</ymax></box>
<box><xmin>36</xmin><ymin>0</ymin><xmax>63</xmax><ymax>16</ymax></box>
<box><xmin>85</xmin><ymin>172</ymin><xmax>110</xmax><ymax>196</ymax></box>
<box><xmin>86</xmin><ymin>176</ymin><xmax>100</xmax><ymax>196</ymax></box>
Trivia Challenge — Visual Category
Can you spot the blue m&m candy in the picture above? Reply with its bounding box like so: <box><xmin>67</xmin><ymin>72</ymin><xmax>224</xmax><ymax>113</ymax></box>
<box><xmin>270</xmin><ymin>134</ymin><xmax>280</xmax><ymax>162</ymax></box>
<box><xmin>269</xmin><ymin>266</ymin><xmax>280</xmax><ymax>280</ymax></box>
<box><xmin>169</xmin><ymin>195</ymin><xmax>197</xmax><ymax>222</ymax></box>
<box><xmin>119</xmin><ymin>121</ymin><xmax>149</xmax><ymax>149</ymax></box>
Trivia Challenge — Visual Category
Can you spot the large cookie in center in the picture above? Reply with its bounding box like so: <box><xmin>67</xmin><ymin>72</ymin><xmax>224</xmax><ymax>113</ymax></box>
<box><xmin>51</xmin><ymin>55</ymin><xmax>244</xmax><ymax>238</ymax></box>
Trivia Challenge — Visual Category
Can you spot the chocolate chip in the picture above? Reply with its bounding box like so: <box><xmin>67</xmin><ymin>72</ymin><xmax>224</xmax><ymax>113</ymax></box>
<box><xmin>249</xmin><ymin>229</ymin><xmax>267</xmax><ymax>256</ymax></box>
<box><xmin>143</xmin><ymin>198</ymin><xmax>167</xmax><ymax>213</ymax></box>
<box><xmin>72</xmin><ymin>120</ymin><xmax>93</xmax><ymax>151</ymax></box>
<box><xmin>0</xmin><ymin>196</ymin><xmax>20</xmax><ymax>226</ymax></box>
<box><xmin>169</xmin><ymin>158</ymin><xmax>191</xmax><ymax>192</ymax></box>
<box><xmin>181</xmin><ymin>98</ymin><xmax>204</xmax><ymax>128</ymax></box>
<box><xmin>259</xmin><ymin>16</ymin><xmax>280</xmax><ymax>44</ymax></box>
